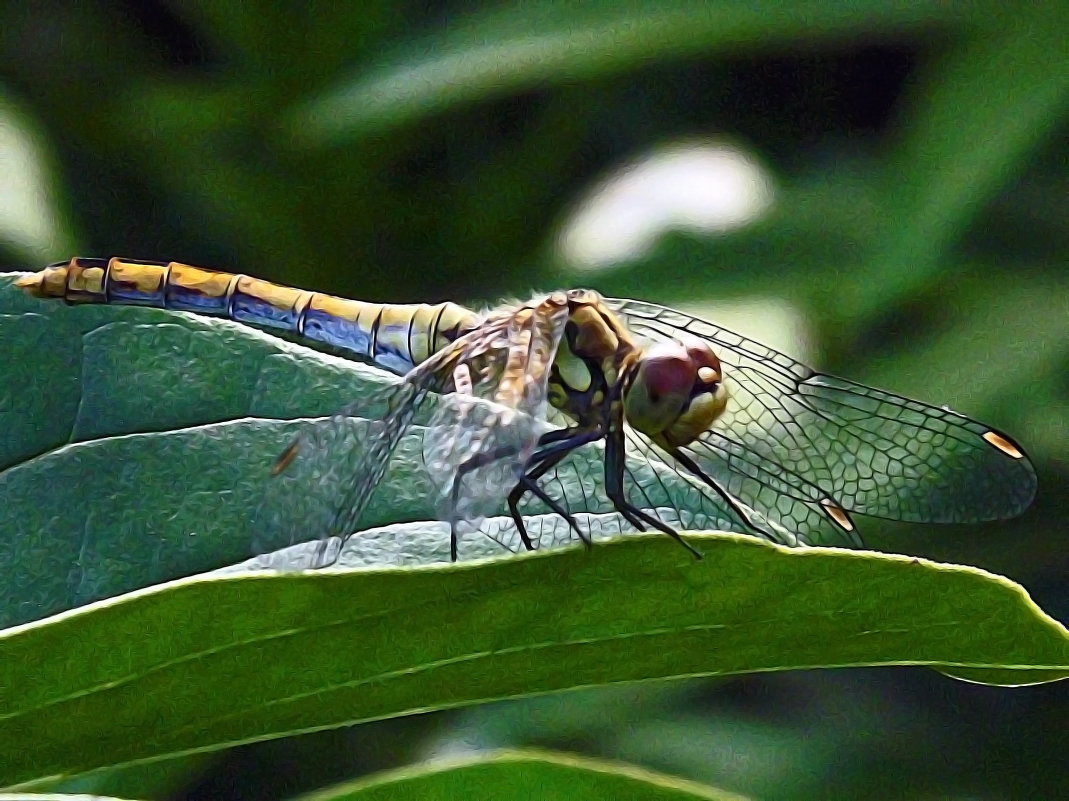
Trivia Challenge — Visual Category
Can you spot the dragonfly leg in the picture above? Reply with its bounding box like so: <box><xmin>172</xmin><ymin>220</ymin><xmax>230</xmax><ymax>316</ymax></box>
<box><xmin>449</xmin><ymin>427</ymin><xmax>603</xmax><ymax>559</ymax></box>
<box><xmin>507</xmin><ymin>428</ymin><xmax>605</xmax><ymax>549</ymax></box>
<box><xmin>448</xmin><ymin>441</ymin><xmax>533</xmax><ymax>561</ymax></box>
<box><xmin>312</xmin><ymin>537</ymin><xmax>335</xmax><ymax>569</ymax></box>
<box><xmin>506</xmin><ymin>482</ymin><xmax>536</xmax><ymax>551</ymax></box>
<box><xmin>507</xmin><ymin>476</ymin><xmax>581</xmax><ymax>550</ymax></box>
<box><xmin>507</xmin><ymin>449</ymin><xmax>586</xmax><ymax>551</ymax></box>
<box><xmin>666</xmin><ymin>446</ymin><xmax>784</xmax><ymax>542</ymax></box>
<box><xmin>604</xmin><ymin>426</ymin><xmax>703</xmax><ymax>559</ymax></box>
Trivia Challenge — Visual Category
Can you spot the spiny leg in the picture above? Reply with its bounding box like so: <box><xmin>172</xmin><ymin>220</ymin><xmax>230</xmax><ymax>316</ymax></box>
<box><xmin>507</xmin><ymin>451</ymin><xmax>584</xmax><ymax>551</ymax></box>
<box><xmin>665</xmin><ymin>447</ymin><xmax>763</xmax><ymax>533</ymax></box>
<box><xmin>449</xmin><ymin>426</ymin><xmax>607</xmax><ymax>559</ymax></box>
<box><xmin>449</xmin><ymin>443</ymin><xmax>521</xmax><ymax>561</ymax></box>
<box><xmin>604</xmin><ymin>425</ymin><xmax>703</xmax><ymax>559</ymax></box>
<box><xmin>312</xmin><ymin>537</ymin><xmax>336</xmax><ymax>569</ymax></box>
<box><xmin>505</xmin><ymin>428</ymin><xmax>605</xmax><ymax>550</ymax></box>
<box><xmin>507</xmin><ymin>475</ymin><xmax>581</xmax><ymax>550</ymax></box>
<box><xmin>444</xmin><ymin>447</ymin><xmax>506</xmax><ymax>560</ymax></box>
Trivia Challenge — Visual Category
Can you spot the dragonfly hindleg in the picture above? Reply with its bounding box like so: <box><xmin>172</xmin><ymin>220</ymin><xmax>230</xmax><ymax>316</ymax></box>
<box><xmin>449</xmin><ymin>426</ymin><xmax>605</xmax><ymax>557</ymax></box>
<box><xmin>507</xmin><ymin>447</ymin><xmax>586</xmax><ymax>551</ymax></box>
<box><xmin>506</xmin><ymin>427</ymin><xmax>607</xmax><ymax>550</ymax></box>
<box><xmin>448</xmin><ymin>440</ymin><xmax>542</xmax><ymax>560</ymax></box>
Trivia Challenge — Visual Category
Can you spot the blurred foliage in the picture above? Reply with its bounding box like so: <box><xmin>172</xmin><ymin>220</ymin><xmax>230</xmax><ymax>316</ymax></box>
<box><xmin>0</xmin><ymin>1</ymin><xmax>1065</xmax><ymax>800</ymax></box>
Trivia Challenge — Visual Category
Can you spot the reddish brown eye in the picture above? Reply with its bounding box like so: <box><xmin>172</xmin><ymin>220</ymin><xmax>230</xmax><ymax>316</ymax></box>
<box><xmin>624</xmin><ymin>342</ymin><xmax>696</xmax><ymax>436</ymax></box>
<box><xmin>637</xmin><ymin>346</ymin><xmax>694</xmax><ymax>398</ymax></box>
<box><xmin>625</xmin><ymin>338</ymin><xmax>729</xmax><ymax>446</ymax></box>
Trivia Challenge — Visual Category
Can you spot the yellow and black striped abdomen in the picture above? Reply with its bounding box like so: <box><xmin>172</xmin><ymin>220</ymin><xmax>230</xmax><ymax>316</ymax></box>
<box><xmin>16</xmin><ymin>257</ymin><xmax>480</xmax><ymax>374</ymax></box>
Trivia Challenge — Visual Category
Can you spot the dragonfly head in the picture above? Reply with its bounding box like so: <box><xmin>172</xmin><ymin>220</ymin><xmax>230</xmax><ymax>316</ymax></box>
<box><xmin>624</xmin><ymin>339</ymin><xmax>728</xmax><ymax>447</ymax></box>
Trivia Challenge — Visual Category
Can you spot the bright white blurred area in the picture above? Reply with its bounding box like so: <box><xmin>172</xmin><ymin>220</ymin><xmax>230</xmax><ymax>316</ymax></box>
<box><xmin>676</xmin><ymin>296</ymin><xmax>812</xmax><ymax>364</ymax></box>
<box><xmin>557</xmin><ymin>139</ymin><xmax>774</xmax><ymax>271</ymax></box>
<box><xmin>557</xmin><ymin>140</ymin><xmax>810</xmax><ymax>361</ymax></box>
<box><xmin>0</xmin><ymin>97</ymin><xmax>73</xmax><ymax>263</ymax></box>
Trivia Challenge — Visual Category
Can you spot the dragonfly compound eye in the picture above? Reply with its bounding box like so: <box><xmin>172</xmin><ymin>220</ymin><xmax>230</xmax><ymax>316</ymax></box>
<box><xmin>668</xmin><ymin>340</ymin><xmax>728</xmax><ymax>446</ymax></box>
<box><xmin>625</xmin><ymin>340</ymin><xmax>726</xmax><ymax>442</ymax></box>
<box><xmin>625</xmin><ymin>340</ymin><xmax>729</xmax><ymax>447</ymax></box>
<box><xmin>624</xmin><ymin>342</ymin><xmax>694</xmax><ymax>437</ymax></box>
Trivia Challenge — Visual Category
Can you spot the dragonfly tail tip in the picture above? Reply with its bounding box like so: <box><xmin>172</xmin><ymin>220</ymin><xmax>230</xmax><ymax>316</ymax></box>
<box><xmin>13</xmin><ymin>272</ymin><xmax>43</xmax><ymax>293</ymax></box>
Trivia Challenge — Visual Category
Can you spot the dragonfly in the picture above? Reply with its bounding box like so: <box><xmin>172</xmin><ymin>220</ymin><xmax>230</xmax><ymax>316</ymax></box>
<box><xmin>17</xmin><ymin>257</ymin><xmax>1038</xmax><ymax>565</ymax></box>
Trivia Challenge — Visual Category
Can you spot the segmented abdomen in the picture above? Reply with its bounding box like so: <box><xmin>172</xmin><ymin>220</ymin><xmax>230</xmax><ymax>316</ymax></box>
<box><xmin>17</xmin><ymin>257</ymin><xmax>480</xmax><ymax>374</ymax></box>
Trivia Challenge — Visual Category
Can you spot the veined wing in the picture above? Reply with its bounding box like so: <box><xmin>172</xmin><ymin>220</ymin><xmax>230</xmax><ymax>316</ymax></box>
<box><xmin>422</xmin><ymin>294</ymin><xmax>570</xmax><ymax>542</ymax></box>
<box><xmin>607</xmin><ymin>297</ymin><xmax>1037</xmax><ymax>541</ymax></box>
<box><xmin>499</xmin><ymin>422</ymin><xmax>848</xmax><ymax>552</ymax></box>
<box><xmin>254</xmin><ymin>294</ymin><xmax>570</xmax><ymax>564</ymax></box>
<box><xmin>253</xmin><ymin>366</ymin><xmax>431</xmax><ymax>565</ymax></box>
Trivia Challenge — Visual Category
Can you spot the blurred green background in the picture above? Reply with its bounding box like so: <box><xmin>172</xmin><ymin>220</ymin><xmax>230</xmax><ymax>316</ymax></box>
<box><xmin>0</xmin><ymin>2</ymin><xmax>1065</xmax><ymax>800</ymax></box>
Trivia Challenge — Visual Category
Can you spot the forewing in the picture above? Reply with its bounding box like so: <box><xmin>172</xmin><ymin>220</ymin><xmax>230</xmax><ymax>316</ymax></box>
<box><xmin>609</xmin><ymin>298</ymin><xmax>1037</xmax><ymax>531</ymax></box>
<box><xmin>253</xmin><ymin>315</ymin><xmax>506</xmax><ymax>564</ymax></box>
<box><xmin>423</xmin><ymin>298</ymin><xmax>570</xmax><ymax>529</ymax></box>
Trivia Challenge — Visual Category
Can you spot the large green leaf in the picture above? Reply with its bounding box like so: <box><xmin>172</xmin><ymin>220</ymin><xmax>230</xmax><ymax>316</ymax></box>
<box><xmin>0</xmin><ymin>273</ymin><xmax>403</xmax><ymax>628</ymax></box>
<box><xmin>0</xmin><ymin>534</ymin><xmax>1065</xmax><ymax>786</ymax></box>
<box><xmin>309</xmin><ymin>749</ymin><xmax>750</xmax><ymax>800</ymax></box>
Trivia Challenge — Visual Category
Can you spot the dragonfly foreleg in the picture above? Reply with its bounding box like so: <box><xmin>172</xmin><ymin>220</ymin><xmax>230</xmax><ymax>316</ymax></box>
<box><xmin>604</xmin><ymin>426</ymin><xmax>703</xmax><ymax>559</ymax></box>
<box><xmin>666</xmin><ymin>446</ymin><xmax>787</xmax><ymax>542</ymax></box>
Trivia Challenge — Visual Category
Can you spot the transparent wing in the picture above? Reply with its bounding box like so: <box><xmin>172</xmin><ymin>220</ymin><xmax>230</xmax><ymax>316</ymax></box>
<box><xmin>254</xmin><ymin>298</ymin><xmax>569</xmax><ymax>564</ymax></box>
<box><xmin>253</xmin><ymin>372</ymin><xmax>433</xmax><ymax>566</ymax></box>
<box><xmin>422</xmin><ymin>299</ymin><xmax>570</xmax><ymax>532</ymax></box>
<box><xmin>493</xmin><ymin>421</ymin><xmax>847</xmax><ymax>552</ymax></box>
<box><xmin>607</xmin><ymin>298</ymin><xmax>1037</xmax><ymax>538</ymax></box>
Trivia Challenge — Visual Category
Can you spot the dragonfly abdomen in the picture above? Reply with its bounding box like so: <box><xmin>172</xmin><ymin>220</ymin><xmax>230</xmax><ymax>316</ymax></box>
<box><xmin>17</xmin><ymin>257</ymin><xmax>480</xmax><ymax>374</ymax></box>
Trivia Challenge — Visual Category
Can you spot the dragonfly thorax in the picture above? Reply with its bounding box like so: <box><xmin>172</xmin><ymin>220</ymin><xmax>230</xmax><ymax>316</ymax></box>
<box><xmin>544</xmin><ymin>291</ymin><xmax>637</xmax><ymax>424</ymax></box>
<box><xmin>623</xmin><ymin>339</ymin><xmax>728</xmax><ymax>447</ymax></box>
<box><xmin>544</xmin><ymin>293</ymin><xmax>729</xmax><ymax>446</ymax></box>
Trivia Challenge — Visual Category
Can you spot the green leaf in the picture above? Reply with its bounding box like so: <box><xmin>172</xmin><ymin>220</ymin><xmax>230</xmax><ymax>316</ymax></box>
<box><xmin>0</xmin><ymin>273</ymin><xmax>403</xmax><ymax>629</ymax></box>
<box><xmin>0</xmin><ymin>534</ymin><xmax>1064</xmax><ymax>786</ymax></box>
<box><xmin>291</xmin><ymin>0</ymin><xmax>1008</xmax><ymax>145</ymax></box>
<box><xmin>307</xmin><ymin>749</ymin><xmax>751</xmax><ymax>800</ymax></box>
